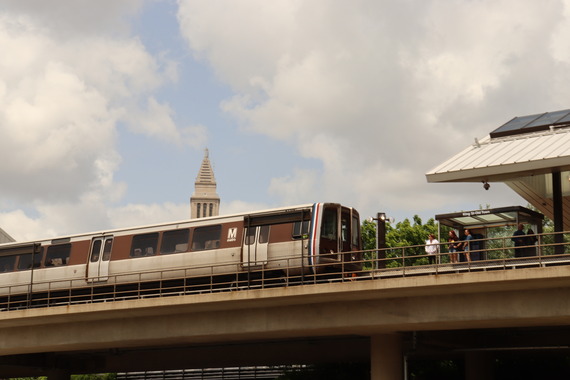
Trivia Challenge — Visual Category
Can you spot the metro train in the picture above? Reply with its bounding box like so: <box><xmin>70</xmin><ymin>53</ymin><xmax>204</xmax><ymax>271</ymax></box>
<box><xmin>0</xmin><ymin>203</ymin><xmax>362</xmax><ymax>306</ymax></box>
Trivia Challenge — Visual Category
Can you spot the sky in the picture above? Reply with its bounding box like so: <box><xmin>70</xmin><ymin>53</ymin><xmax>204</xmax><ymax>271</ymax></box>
<box><xmin>1</xmin><ymin>0</ymin><xmax>570</xmax><ymax>241</ymax></box>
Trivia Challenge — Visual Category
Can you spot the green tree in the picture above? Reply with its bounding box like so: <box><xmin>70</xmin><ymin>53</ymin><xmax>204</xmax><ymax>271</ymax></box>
<box><xmin>361</xmin><ymin>219</ymin><xmax>377</xmax><ymax>251</ymax></box>
<box><xmin>361</xmin><ymin>219</ymin><xmax>378</xmax><ymax>269</ymax></box>
<box><xmin>72</xmin><ymin>375</ymin><xmax>116</xmax><ymax>380</ymax></box>
<box><xmin>385</xmin><ymin>215</ymin><xmax>440</xmax><ymax>266</ymax></box>
<box><xmin>363</xmin><ymin>215</ymin><xmax>448</xmax><ymax>267</ymax></box>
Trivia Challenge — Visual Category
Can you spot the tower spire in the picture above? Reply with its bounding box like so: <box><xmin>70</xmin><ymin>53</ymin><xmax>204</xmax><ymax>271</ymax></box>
<box><xmin>190</xmin><ymin>149</ymin><xmax>220</xmax><ymax>218</ymax></box>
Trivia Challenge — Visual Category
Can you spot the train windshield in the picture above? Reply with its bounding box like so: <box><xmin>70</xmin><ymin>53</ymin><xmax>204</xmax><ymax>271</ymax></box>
<box><xmin>320</xmin><ymin>207</ymin><xmax>338</xmax><ymax>240</ymax></box>
<box><xmin>317</xmin><ymin>204</ymin><xmax>362</xmax><ymax>271</ymax></box>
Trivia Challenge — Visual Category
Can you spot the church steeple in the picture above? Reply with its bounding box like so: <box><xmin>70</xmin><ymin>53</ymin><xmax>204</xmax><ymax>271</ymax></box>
<box><xmin>196</xmin><ymin>148</ymin><xmax>216</xmax><ymax>186</ymax></box>
<box><xmin>190</xmin><ymin>149</ymin><xmax>220</xmax><ymax>218</ymax></box>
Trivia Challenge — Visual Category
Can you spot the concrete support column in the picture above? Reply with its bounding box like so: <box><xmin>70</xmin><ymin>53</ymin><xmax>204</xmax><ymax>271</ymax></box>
<box><xmin>371</xmin><ymin>334</ymin><xmax>403</xmax><ymax>380</ymax></box>
<box><xmin>552</xmin><ymin>169</ymin><xmax>565</xmax><ymax>254</ymax></box>
<box><xmin>45</xmin><ymin>368</ymin><xmax>72</xmax><ymax>380</ymax></box>
<box><xmin>465</xmin><ymin>351</ymin><xmax>494</xmax><ymax>380</ymax></box>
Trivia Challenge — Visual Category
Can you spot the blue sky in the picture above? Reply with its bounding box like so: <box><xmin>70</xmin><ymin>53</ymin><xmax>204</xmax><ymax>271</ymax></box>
<box><xmin>3</xmin><ymin>0</ymin><xmax>570</xmax><ymax>241</ymax></box>
<box><xmin>119</xmin><ymin>0</ymin><xmax>318</xmax><ymax>209</ymax></box>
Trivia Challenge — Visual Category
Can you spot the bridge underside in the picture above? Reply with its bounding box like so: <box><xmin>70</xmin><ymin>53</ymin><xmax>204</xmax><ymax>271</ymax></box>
<box><xmin>0</xmin><ymin>336</ymin><xmax>369</xmax><ymax>376</ymax></box>
<box><xmin>1</xmin><ymin>327</ymin><xmax>570</xmax><ymax>376</ymax></box>
<box><xmin>1</xmin><ymin>265</ymin><xmax>570</xmax><ymax>377</ymax></box>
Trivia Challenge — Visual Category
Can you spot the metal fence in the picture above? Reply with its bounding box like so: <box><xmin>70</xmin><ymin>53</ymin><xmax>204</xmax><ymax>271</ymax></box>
<box><xmin>116</xmin><ymin>366</ymin><xmax>296</xmax><ymax>380</ymax></box>
<box><xmin>1</xmin><ymin>231</ymin><xmax>569</xmax><ymax>311</ymax></box>
<box><xmin>366</xmin><ymin>230</ymin><xmax>570</xmax><ymax>277</ymax></box>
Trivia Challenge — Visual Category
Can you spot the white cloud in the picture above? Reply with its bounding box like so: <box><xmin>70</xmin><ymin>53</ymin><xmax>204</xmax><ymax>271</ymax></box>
<box><xmin>124</xmin><ymin>96</ymin><xmax>208</xmax><ymax>148</ymax></box>
<box><xmin>0</xmin><ymin>2</ymin><xmax>202</xmax><ymax>240</ymax></box>
<box><xmin>178</xmin><ymin>0</ymin><xmax>570</xmax><ymax>221</ymax></box>
<box><xmin>220</xmin><ymin>200</ymin><xmax>272</xmax><ymax>217</ymax></box>
<box><xmin>107</xmin><ymin>202</ymin><xmax>191</xmax><ymax>229</ymax></box>
<box><xmin>177</xmin><ymin>0</ymin><xmax>300</xmax><ymax>93</ymax></box>
<box><xmin>3</xmin><ymin>0</ymin><xmax>570</xmax><ymax>242</ymax></box>
<box><xmin>0</xmin><ymin>0</ymin><xmax>140</xmax><ymax>37</ymax></box>
<box><xmin>268</xmin><ymin>168</ymin><xmax>319</xmax><ymax>205</ymax></box>
<box><xmin>0</xmin><ymin>209</ymin><xmax>59</xmax><ymax>242</ymax></box>
<box><xmin>0</xmin><ymin>199</ymin><xmax>191</xmax><ymax>242</ymax></box>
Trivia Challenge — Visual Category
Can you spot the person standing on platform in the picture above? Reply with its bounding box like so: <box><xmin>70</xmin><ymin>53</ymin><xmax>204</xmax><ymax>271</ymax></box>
<box><xmin>525</xmin><ymin>228</ymin><xmax>538</xmax><ymax>257</ymax></box>
<box><xmin>448</xmin><ymin>230</ymin><xmax>460</xmax><ymax>264</ymax></box>
<box><xmin>511</xmin><ymin>223</ymin><xmax>526</xmax><ymax>258</ymax></box>
<box><xmin>425</xmin><ymin>234</ymin><xmax>439</xmax><ymax>265</ymax></box>
<box><xmin>463</xmin><ymin>229</ymin><xmax>473</xmax><ymax>262</ymax></box>
<box><xmin>469</xmin><ymin>230</ymin><xmax>482</xmax><ymax>261</ymax></box>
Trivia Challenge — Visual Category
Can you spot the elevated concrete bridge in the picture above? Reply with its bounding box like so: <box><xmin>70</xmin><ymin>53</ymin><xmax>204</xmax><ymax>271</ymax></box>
<box><xmin>1</xmin><ymin>262</ymin><xmax>570</xmax><ymax>379</ymax></box>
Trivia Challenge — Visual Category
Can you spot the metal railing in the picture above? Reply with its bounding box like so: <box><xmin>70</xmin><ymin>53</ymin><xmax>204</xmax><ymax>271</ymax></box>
<box><xmin>364</xmin><ymin>230</ymin><xmax>570</xmax><ymax>277</ymax></box>
<box><xmin>116</xmin><ymin>366</ymin><xmax>300</xmax><ymax>380</ymax></box>
<box><xmin>1</xmin><ymin>231</ymin><xmax>569</xmax><ymax>311</ymax></box>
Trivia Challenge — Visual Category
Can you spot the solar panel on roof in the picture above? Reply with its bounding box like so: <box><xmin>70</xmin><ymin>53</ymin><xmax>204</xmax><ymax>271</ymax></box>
<box><xmin>494</xmin><ymin>114</ymin><xmax>542</xmax><ymax>133</ymax></box>
<box><xmin>489</xmin><ymin>109</ymin><xmax>570</xmax><ymax>138</ymax></box>
<box><xmin>525</xmin><ymin>109</ymin><xmax>570</xmax><ymax>128</ymax></box>
<box><xmin>555</xmin><ymin>111</ymin><xmax>570</xmax><ymax>124</ymax></box>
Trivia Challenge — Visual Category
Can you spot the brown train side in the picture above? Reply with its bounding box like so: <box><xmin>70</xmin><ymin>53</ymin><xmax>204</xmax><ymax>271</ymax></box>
<box><xmin>0</xmin><ymin>203</ymin><xmax>362</xmax><ymax>301</ymax></box>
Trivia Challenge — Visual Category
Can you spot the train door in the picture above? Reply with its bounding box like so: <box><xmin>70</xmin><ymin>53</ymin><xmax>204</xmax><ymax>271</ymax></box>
<box><xmin>242</xmin><ymin>226</ymin><xmax>269</xmax><ymax>267</ymax></box>
<box><xmin>316</xmin><ymin>204</ymin><xmax>362</xmax><ymax>272</ymax></box>
<box><xmin>351</xmin><ymin>211</ymin><xmax>362</xmax><ymax>252</ymax></box>
<box><xmin>87</xmin><ymin>236</ymin><xmax>113</xmax><ymax>283</ymax></box>
<box><xmin>340</xmin><ymin>208</ymin><xmax>351</xmax><ymax>253</ymax></box>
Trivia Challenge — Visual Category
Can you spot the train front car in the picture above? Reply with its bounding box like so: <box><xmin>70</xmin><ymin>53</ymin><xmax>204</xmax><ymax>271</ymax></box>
<box><xmin>0</xmin><ymin>202</ymin><xmax>364</xmax><ymax>311</ymax></box>
<box><xmin>311</xmin><ymin>203</ymin><xmax>362</xmax><ymax>275</ymax></box>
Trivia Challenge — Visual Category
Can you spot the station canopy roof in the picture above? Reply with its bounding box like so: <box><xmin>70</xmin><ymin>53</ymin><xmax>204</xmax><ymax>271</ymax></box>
<box><xmin>426</xmin><ymin>109</ymin><xmax>570</xmax><ymax>230</ymax></box>
<box><xmin>435</xmin><ymin>206</ymin><xmax>544</xmax><ymax>230</ymax></box>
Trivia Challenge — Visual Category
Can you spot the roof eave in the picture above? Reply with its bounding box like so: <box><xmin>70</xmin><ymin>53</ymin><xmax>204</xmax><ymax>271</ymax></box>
<box><xmin>426</xmin><ymin>157</ymin><xmax>570</xmax><ymax>183</ymax></box>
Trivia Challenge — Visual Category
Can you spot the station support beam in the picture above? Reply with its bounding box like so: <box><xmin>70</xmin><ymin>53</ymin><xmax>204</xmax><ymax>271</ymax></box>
<box><xmin>465</xmin><ymin>351</ymin><xmax>494</xmax><ymax>380</ymax></box>
<box><xmin>371</xmin><ymin>334</ymin><xmax>403</xmax><ymax>380</ymax></box>
<box><xmin>552</xmin><ymin>169</ymin><xmax>565</xmax><ymax>254</ymax></box>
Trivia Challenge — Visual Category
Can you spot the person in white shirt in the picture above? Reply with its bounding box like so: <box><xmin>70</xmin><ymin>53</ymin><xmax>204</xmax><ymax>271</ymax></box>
<box><xmin>425</xmin><ymin>234</ymin><xmax>439</xmax><ymax>265</ymax></box>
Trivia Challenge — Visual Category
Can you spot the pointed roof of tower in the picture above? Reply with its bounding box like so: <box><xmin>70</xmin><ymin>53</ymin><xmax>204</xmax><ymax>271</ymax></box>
<box><xmin>195</xmin><ymin>148</ymin><xmax>216</xmax><ymax>185</ymax></box>
<box><xmin>0</xmin><ymin>227</ymin><xmax>15</xmax><ymax>243</ymax></box>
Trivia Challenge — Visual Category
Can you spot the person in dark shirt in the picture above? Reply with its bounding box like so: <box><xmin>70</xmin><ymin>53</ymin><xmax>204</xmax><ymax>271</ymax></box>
<box><xmin>463</xmin><ymin>229</ymin><xmax>473</xmax><ymax>262</ymax></box>
<box><xmin>525</xmin><ymin>228</ymin><xmax>538</xmax><ymax>257</ymax></box>
<box><xmin>511</xmin><ymin>223</ymin><xmax>526</xmax><ymax>258</ymax></box>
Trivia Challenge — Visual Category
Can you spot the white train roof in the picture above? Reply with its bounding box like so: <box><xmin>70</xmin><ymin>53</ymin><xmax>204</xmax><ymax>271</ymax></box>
<box><xmin>0</xmin><ymin>203</ymin><xmax>339</xmax><ymax>246</ymax></box>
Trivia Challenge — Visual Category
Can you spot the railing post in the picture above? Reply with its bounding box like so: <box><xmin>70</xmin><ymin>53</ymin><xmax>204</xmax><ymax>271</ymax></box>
<box><xmin>377</xmin><ymin>213</ymin><xmax>387</xmax><ymax>269</ymax></box>
<box><xmin>401</xmin><ymin>247</ymin><xmax>405</xmax><ymax>275</ymax></box>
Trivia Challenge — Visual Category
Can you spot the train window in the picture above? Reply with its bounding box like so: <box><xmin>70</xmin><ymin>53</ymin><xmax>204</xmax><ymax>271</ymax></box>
<box><xmin>244</xmin><ymin>228</ymin><xmax>256</xmax><ymax>245</ymax></box>
<box><xmin>352</xmin><ymin>215</ymin><xmax>360</xmax><ymax>247</ymax></box>
<box><xmin>90</xmin><ymin>240</ymin><xmax>102</xmax><ymax>262</ymax></box>
<box><xmin>102</xmin><ymin>239</ymin><xmax>113</xmax><ymax>261</ymax></box>
<box><xmin>341</xmin><ymin>217</ymin><xmax>349</xmax><ymax>242</ymax></box>
<box><xmin>191</xmin><ymin>225</ymin><xmax>221</xmax><ymax>251</ymax></box>
<box><xmin>130</xmin><ymin>233</ymin><xmax>159</xmax><ymax>257</ymax></box>
<box><xmin>45</xmin><ymin>244</ymin><xmax>71</xmax><ymax>267</ymax></box>
<box><xmin>245</xmin><ymin>226</ymin><xmax>270</xmax><ymax>244</ymax></box>
<box><xmin>321</xmin><ymin>208</ymin><xmax>338</xmax><ymax>240</ymax></box>
<box><xmin>259</xmin><ymin>226</ymin><xmax>270</xmax><ymax>244</ymax></box>
<box><xmin>161</xmin><ymin>229</ymin><xmax>190</xmax><ymax>255</ymax></box>
<box><xmin>292</xmin><ymin>221</ymin><xmax>310</xmax><ymax>238</ymax></box>
<box><xmin>0</xmin><ymin>255</ymin><xmax>16</xmax><ymax>273</ymax></box>
<box><xmin>17</xmin><ymin>253</ymin><xmax>42</xmax><ymax>270</ymax></box>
